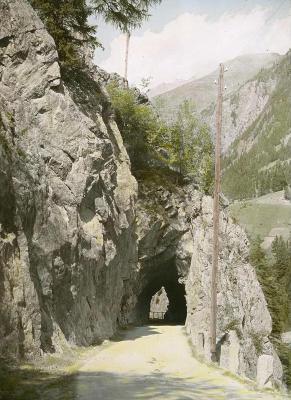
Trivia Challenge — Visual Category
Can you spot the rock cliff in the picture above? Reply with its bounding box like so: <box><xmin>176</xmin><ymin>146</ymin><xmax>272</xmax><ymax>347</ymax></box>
<box><xmin>0</xmin><ymin>0</ymin><xmax>137</xmax><ymax>358</ymax></box>
<box><xmin>0</xmin><ymin>0</ymin><xmax>283</xmax><ymax>387</ymax></box>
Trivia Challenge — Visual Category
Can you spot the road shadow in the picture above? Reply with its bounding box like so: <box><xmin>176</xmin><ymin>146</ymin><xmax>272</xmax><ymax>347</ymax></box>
<box><xmin>0</xmin><ymin>365</ymin><xmax>278</xmax><ymax>400</ymax></box>
<box><xmin>0</xmin><ymin>361</ymin><xmax>75</xmax><ymax>400</ymax></box>
<box><xmin>111</xmin><ymin>325</ymin><xmax>162</xmax><ymax>342</ymax></box>
<box><xmin>72</xmin><ymin>371</ymin><xmax>278</xmax><ymax>400</ymax></box>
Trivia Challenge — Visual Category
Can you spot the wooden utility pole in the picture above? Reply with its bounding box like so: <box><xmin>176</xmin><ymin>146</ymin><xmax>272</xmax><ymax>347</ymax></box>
<box><xmin>210</xmin><ymin>63</ymin><xmax>224</xmax><ymax>362</ymax></box>
<box><xmin>124</xmin><ymin>31</ymin><xmax>131</xmax><ymax>86</ymax></box>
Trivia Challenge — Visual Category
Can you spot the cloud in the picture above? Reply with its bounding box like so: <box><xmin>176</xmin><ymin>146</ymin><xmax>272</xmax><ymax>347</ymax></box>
<box><xmin>97</xmin><ymin>7</ymin><xmax>291</xmax><ymax>87</ymax></box>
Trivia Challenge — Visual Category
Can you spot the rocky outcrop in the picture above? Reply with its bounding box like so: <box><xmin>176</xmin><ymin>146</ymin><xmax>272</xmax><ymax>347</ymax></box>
<box><xmin>0</xmin><ymin>0</ymin><xmax>283</xmax><ymax>388</ymax></box>
<box><xmin>184</xmin><ymin>195</ymin><xmax>283</xmax><ymax>386</ymax></box>
<box><xmin>0</xmin><ymin>0</ymin><xmax>137</xmax><ymax>358</ymax></box>
<box><xmin>122</xmin><ymin>181</ymin><xmax>283</xmax><ymax>386</ymax></box>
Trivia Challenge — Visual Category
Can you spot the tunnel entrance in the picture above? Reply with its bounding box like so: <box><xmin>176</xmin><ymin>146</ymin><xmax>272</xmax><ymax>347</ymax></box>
<box><xmin>135</xmin><ymin>259</ymin><xmax>187</xmax><ymax>325</ymax></box>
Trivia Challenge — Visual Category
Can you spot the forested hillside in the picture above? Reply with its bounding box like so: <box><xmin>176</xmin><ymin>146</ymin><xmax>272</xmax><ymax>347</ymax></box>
<box><xmin>222</xmin><ymin>51</ymin><xmax>291</xmax><ymax>200</ymax></box>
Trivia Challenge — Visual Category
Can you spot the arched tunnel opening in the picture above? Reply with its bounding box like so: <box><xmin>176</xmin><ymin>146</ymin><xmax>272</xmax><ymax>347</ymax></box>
<box><xmin>134</xmin><ymin>258</ymin><xmax>187</xmax><ymax>325</ymax></box>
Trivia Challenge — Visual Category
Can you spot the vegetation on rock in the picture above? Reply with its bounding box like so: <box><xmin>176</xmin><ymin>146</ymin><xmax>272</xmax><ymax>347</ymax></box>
<box><xmin>108</xmin><ymin>83</ymin><xmax>214</xmax><ymax>193</ymax></box>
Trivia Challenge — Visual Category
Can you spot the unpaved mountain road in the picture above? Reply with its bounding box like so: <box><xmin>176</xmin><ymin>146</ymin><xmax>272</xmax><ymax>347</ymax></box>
<box><xmin>76</xmin><ymin>325</ymin><xmax>286</xmax><ymax>400</ymax></box>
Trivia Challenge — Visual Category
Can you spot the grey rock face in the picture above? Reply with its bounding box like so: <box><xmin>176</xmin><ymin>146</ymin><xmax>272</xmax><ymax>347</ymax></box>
<box><xmin>184</xmin><ymin>195</ymin><xmax>282</xmax><ymax>386</ymax></box>
<box><xmin>0</xmin><ymin>0</ymin><xmax>137</xmax><ymax>359</ymax></box>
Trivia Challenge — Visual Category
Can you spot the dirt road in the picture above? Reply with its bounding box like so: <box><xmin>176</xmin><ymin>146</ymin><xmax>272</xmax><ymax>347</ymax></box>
<box><xmin>75</xmin><ymin>325</ymin><xmax>286</xmax><ymax>400</ymax></box>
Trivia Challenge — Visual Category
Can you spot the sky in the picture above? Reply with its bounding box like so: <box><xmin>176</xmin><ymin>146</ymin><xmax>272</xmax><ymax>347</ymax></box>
<box><xmin>93</xmin><ymin>0</ymin><xmax>291</xmax><ymax>88</ymax></box>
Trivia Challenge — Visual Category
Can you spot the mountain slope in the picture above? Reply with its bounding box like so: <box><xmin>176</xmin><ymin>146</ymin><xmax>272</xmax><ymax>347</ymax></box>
<box><xmin>222</xmin><ymin>50</ymin><xmax>291</xmax><ymax>201</ymax></box>
<box><xmin>153</xmin><ymin>53</ymin><xmax>281</xmax><ymax>121</ymax></box>
<box><xmin>148</xmin><ymin>79</ymin><xmax>189</xmax><ymax>97</ymax></box>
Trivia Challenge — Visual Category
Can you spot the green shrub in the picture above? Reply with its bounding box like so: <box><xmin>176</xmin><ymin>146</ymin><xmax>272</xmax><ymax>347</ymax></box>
<box><xmin>250</xmin><ymin>236</ymin><xmax>291</xmax><ymax>337</ymax></box>
<box><xmin>167</xmin><ymin>100</ymin><xmax>214</xmax><ymax>194</ymax></box>
<box><xmin>107</xmin><ymin>82</ymin><xmax>164</xmax><ymax>169</ymax></box>
<box><xmin>107</xmin><ymin>84</ymin><xmax>214</xmax><ymax>193</ymax></box>
<box><xmin>250</xmin><ymin>236</ymin><xmax>291</xmax><ymax>386</ymax></box>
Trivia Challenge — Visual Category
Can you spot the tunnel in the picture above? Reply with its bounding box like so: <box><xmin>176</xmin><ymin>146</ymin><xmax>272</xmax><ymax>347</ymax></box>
<box><xmin>134</xmin><ymin>258</ymin><xmax>187</xmax><ymax>325</ymax></box>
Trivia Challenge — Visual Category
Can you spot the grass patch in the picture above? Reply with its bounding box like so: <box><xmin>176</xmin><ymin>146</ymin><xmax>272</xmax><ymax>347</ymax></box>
<box><xmin>229</xmin><ymin>201</ymin><xmax>291</xmax><ymax>241</ymax></box>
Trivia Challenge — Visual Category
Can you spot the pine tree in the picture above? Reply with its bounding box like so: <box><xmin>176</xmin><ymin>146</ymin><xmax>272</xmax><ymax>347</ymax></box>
<box><xmin>168</xmin><ymin>100</ymin><xmax>214</xmax><ymax>192</ymax></box>
<box><xmin>272</xmin><ymin>236</ymin><xmax>291</xmax><ymax>283</ymax></box>
<box><xmin>250</xmin><ymin>236</ymin><xmax>291</xmax><ymax>337</ymax></box>
<box><xmin>30</xmin><ymin>0</ymin><xmax>162</xmax><ymax>68</ymax></box>
<box><xmin>29</xmin><ymin>0</ymin><xmax>97</xmax><ymax>67</ymax></box>
<box><xmin>92</xmin><ymin>1</ymin><xmax>162</xmax><ymax>32</ymax></box>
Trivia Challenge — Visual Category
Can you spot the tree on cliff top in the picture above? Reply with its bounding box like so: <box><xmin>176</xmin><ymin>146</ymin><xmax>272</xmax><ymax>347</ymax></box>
<box><xmin>29</xmin><ymin>0</ymin><xmax>161</xmax><ymax>68</ymax></box>
<box><xmin>29</xmin><ymin>0</ymin><xmax>97</xmax><ymax>66</ymax></box>
<box><xmin>168</xmin><ymin>100</ymin><xmax>214</xmax><ymax>193</ymax></box>
<box><xmin>93</xmin><ymin>1</ymin><xmax>161</xmax><ymax>32</ymax></box>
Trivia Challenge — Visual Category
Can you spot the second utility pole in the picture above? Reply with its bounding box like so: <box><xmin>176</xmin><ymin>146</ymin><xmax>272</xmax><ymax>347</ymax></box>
<box><xmin>210</xmin><ymin>63</ymin><xmax>224</xmax><ymax>362</ymax></box>
<box><xmin>124</xmin><ymin>31</ymin><xmax>131</xmax><ymax>87</ymax></box>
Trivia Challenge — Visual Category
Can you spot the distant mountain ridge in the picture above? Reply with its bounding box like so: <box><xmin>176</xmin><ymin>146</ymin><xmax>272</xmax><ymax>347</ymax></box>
<box><xmin>148</xmin><ymin>79</ymin><xmax>190</xmax><ymax>98</ymax></box>
<box><xmin>153</xmin><ymin>53</ymin><xmax>281</xmax><ymax>122</ymax></box>
<box><xmin>152</xmin><ymin>52</ymin><xmax>291</xmax><ymax>202</ymax></box>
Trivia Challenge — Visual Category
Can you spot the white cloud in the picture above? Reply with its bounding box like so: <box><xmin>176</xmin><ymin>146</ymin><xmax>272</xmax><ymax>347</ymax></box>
<box><xmin>97</xmin><ymin>7</ymin><xmax>291</xmax><ymax>87</ymax></box>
